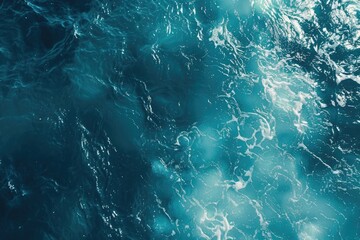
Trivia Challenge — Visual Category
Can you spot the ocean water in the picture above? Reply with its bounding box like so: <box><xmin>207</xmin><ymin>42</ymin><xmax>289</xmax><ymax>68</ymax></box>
<box><xmin>0</xmin><ymin>0</ymin><xmax>359</xmax><ymax>239</ymax></box>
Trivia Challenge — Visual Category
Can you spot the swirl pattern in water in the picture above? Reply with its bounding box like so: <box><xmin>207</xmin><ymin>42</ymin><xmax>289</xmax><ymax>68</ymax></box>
<box><xmin>0</xmin><ymin>0</ymin><xmax>359</xmax><ymax>239</ymax></box>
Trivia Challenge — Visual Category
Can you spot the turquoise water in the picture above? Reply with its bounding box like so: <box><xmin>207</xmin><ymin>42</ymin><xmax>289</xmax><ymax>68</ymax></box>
<box><xmin>0</xmin><ymin>0</ymin><xmax>359</xmax><ymax>239</ymax></box>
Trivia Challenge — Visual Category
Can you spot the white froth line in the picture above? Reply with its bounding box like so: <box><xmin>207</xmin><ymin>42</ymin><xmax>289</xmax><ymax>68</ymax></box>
<box><xmin>298</xmin><ymin>143</ymin><xmax>341</xmax><ymax>175</ymax></box>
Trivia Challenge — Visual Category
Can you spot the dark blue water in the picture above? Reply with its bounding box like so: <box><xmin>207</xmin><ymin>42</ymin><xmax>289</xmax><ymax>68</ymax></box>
<box><xmin>1</xmin><ymin>0</ymin><xmax>359</xmax><ymax>239</ymax></box>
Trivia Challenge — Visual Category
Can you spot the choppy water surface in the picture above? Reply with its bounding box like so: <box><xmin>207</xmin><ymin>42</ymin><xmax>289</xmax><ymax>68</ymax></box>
<box><xmin>1</xmin><ymin>0</ymin><xmax>359</xmax><ymax>239</ymax></box>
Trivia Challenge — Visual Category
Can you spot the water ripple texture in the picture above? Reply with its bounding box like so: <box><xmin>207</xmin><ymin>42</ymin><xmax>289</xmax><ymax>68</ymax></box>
<box><xmin>0</xmin><ymin>0</ymin><xmax>359</xmax><ymax>239</ymax></box>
